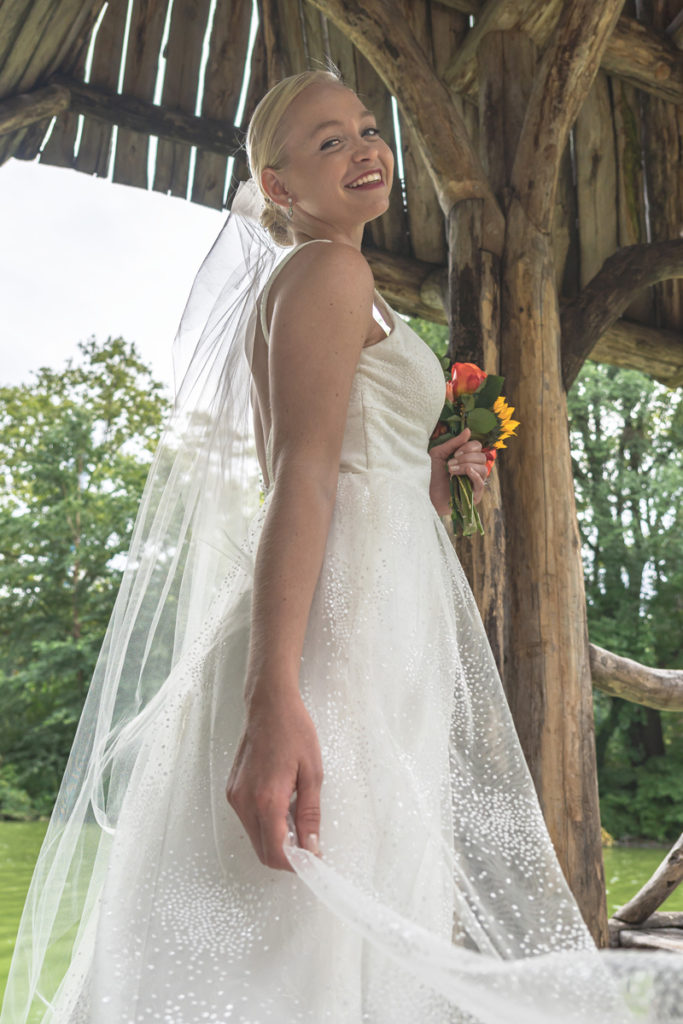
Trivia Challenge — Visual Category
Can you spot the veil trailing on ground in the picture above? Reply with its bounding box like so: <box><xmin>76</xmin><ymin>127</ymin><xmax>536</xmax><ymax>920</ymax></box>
<box><xmin>1</xmin><ymin>179</ymin><xmax>287</xmax><ymax>1023</ymax></box>
<box><xmin>3</xmin><ymin>179</ymin><xmax>683</xmax><ymax>1024</ymax></box>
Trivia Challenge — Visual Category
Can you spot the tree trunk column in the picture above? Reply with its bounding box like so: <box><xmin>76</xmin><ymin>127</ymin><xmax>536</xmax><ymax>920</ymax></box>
<box><xmin>500</xmin><ymin>197</ymin><xmax>608</xmax><ymax>946</ymax></box>
<box><xmin>446</xmin><ymin>200</ymin><xmax>506</xmax><ymax>680</ymax></box>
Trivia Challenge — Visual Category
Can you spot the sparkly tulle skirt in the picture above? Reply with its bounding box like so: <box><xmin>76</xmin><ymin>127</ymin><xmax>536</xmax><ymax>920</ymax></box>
<box><xmin>21</xmin><ymin>471</ymin><xmax>676</xmax><ymax>1023</ymax></box>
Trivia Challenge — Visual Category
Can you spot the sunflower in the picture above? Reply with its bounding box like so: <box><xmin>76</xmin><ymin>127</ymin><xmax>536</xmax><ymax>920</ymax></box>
<box><xmin>492</xmin><ymin>396</ymin><xmax>520</xmax><ymax>449</ymax></box>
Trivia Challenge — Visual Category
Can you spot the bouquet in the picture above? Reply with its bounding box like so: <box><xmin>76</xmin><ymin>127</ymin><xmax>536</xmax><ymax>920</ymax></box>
<box><xmin>428</xmin><ymin>361</ymin><xmax>519</xmax><ymax>537</ymax></box>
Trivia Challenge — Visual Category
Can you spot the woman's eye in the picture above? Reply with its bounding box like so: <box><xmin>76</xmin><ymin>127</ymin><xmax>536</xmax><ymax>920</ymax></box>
<box><xmin>320</xmin><ymin>138</ymin><xmax>341</xmax><ymax>150</ymax></box>
<box><xmin>363</xmin><ymin>127</ymin><xmax>380</xmax><ymax>137</ymax></box>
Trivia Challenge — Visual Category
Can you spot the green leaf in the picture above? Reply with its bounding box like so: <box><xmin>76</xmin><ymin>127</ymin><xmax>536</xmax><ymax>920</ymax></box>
<box><xmin>465</xmin><ymin>408</ymin><xmax>498</xmax><ymax>435</ymax></box>
<box><xmin>474</xmin><ymin>374</ymin><xmax>505</xmax><ymax>408</ymax></box>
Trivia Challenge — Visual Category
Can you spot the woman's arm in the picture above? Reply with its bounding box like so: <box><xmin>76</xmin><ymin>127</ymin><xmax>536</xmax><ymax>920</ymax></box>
<box><xmin>226</xmin><ymin>242</ymin><xmax>376</xmax><ymax>872</ymax></box>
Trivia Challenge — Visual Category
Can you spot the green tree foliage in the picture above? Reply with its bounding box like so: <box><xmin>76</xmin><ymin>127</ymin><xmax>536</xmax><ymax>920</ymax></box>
<box><xmin>568</xmin><ymin>362</ymin><xmax>683</xmax><ymax>841</ymax></box>
<box><xmin>0</xmin><ymin>338</ymin><xmax>169</xmax><ymax>817</ymax></box>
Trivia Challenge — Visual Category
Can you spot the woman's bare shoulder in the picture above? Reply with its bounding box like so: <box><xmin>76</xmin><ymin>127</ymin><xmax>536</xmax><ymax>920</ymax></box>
<box><xmin>268</xmin><ymin>241</ymin><xmax>374</xmax><ymax>316</ymax></box>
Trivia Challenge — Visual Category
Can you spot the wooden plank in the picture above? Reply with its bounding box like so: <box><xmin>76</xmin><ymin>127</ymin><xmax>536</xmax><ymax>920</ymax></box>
<box><xmin>611</xmin><ymin>77</ymin><xmax>652</xmax><ymax>321</ymax></box>
<box><xmin>113</xmin><ymin>0</ymin><xmax>170</xmax><ymax>189</ymax></box>
<box><xmin>300</xmin><ymin>1</ymin><xmax>329</xmax><ymax>67</ymax></box>
<box><xmin>4</xmin><ymin>0</ymin><xmax>103</xmax><ymax>95</ymax></box>
<box><xmin>0</xmin><ymin>0</ymin><xmax>60</xmax><ymax>95</ymax></box>
<box><xmin>76</xmin><ymin>0</ymin><xmax>129</xmax><ymax>177</ymax></box>
<box><xmin>574</xmin><ymin>71</ymin><xmax>618</xmax><ymax>288</ymax></box>
<box><xmin>354</xmin><ymin>50</ymin><xmax>409</xmax><ymax>255</ymax></box>
<box><xmin>398</xmin><ymin>1</ymin><xmax>445</xmax><ymax>263</ymax></box>
<box><xmin>262</xmin><ymin>0</ymin><xmax>299</xmax><ymax>83</ymax></box>
<box><xmin>225</xmin><ymin>28</ymin><xmax>267</xmax><ymax>208</ymax></box>
<box><xmin>326</xmin><ymin>17</ymin><xmax>357</xmax><ymax>89</ymax></box>
<box><xmin>192</xmin><ymin>0</ymin><xmax>252</xmax><ymax>209</ymax></box>
<box><xmin>0</xmin><ymin>0</ymin><xmax>42</xmax><ymax>78</ymax></box>
<box><xmin>278</xmin><ymin>0</ymin><xmax>308</xmax><ymax>74</ymax></box>
<box><xmin>642</xmin><ymin>91</ymin><xmax>683</xmax><ymax>331</ymax></box>
<box><xmin>553</xmin><ymin>136</ymin><xmax>580</xmax><ymax>298</ymax></box>
<box><xmin>430</xmin><ymin>0</ymin><xmax>468</xmax><ymax>80</ymax></box>
<box><xmin>153</xmin><ymin>0</ymin><xmax>211</xmax><ymax>198</ymax></box>
<box><xmin>39</xmin><ymin>38</ymin><xmax>88</xmax><ymax>169</ymax></box>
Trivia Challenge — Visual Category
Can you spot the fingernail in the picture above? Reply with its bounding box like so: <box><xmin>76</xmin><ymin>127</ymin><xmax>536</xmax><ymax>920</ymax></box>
<box><xmin>304</xmin><ymin>832</ymin><xmax>320</xmax><ymax>855</ymax></box>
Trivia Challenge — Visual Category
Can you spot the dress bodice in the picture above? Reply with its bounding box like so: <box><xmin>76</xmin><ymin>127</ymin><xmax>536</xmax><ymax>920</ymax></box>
<box><xmin>259</xmin><ymin>240</ymin><xmax>446</xmax><ymax>495</ymax></box>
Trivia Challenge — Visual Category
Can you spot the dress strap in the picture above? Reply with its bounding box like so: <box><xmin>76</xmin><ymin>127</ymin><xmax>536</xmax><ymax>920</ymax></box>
<box><xmin>259</xmin><ymin>238</ymin><xmax>333</xmax><ymax>344</ymax></box>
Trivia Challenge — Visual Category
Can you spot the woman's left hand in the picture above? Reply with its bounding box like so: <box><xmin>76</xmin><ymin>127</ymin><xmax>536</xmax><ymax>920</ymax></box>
<box><xmin>429</xmin><ymin>428</ymin><xmax>488</xmax><ymax>516</ymax></box>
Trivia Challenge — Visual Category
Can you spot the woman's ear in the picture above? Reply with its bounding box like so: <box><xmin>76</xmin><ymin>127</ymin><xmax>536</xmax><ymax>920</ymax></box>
<box><xmin>261</xmin><ymin>169</ymin><xmax>291</xmax><ymax>211</ymax></box>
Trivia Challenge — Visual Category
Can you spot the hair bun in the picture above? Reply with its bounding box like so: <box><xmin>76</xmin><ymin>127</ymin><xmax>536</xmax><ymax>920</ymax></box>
<box><xmin>260</xmin><ymin>200</ymin><xmax>294</xmax><ymax>247</ymax></box>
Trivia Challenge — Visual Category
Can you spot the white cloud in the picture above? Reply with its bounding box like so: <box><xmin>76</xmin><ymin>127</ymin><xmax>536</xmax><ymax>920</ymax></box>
<box><xmin>0</xmin><ymin>158</ymin><xmax>226</xmax><ymax>389</ymax></box>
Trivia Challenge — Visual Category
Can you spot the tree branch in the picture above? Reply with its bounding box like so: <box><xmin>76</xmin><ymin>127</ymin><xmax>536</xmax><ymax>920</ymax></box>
<box><xmin>562</xmin><ymin>240</ymin><xmax>683</xmax><ymax>389</ymax></box>
<box><xmin>590</xmin><ymin>642</ymin><xmax>683</xmax><ymax>711</ymax></box>
<box><xmin>0</xmin><ymin>84</ymin><xmax>70</xmax><ymax>137</ymax></box>
<box><xmin>612</xmin><ymin>833</ymin><xmax>683</xmax><ymax>924</ymax></box>
<box><xmin>602</xmin><ymin>16</ymin><xmax>683</xmax><ymax>107</ymax></box>
<box><xmin>510</xmin><ymin>0</ymin><xmax>625</xmax><ymax>232</ymax></box>
<box><xmin>309</xmin><ymin>0</ymin><xmax>505</xmax><ymax>254</ymax></box>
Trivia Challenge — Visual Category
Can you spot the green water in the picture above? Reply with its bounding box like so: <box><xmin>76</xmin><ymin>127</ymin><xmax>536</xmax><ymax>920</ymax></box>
<box><xmin>1</xmin><ymin>823</ymin><xmax>682</xmax><ymax>1005</ymax></box>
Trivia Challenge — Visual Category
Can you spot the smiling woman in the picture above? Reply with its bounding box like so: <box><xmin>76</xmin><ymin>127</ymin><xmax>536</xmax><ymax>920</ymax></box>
<box><xmin>3</xmin><ymin>68</ymin><xmax>681</xmax><ymax>1024</ymax></box>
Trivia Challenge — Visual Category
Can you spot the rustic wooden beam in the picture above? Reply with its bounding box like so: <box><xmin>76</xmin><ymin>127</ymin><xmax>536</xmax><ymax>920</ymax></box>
<box><xmin>609</xmin><ymin>910</ymin><xmax>683</xmax><ymax>947</ymax></box>
<box><xmin>616</xmin><ymin>928</ymin><xmax>683</xmax><ymax>952</ymax></box>
<box><xmin>591</xmin><ymin>320</ymin><xmax>683</xmax><ymax>389</ymax></box>
<box><xmin>46</xmin><ymin>74</ymin><xmax>243</xmax><ymax>157</ymax></box>
<box><xmin>364</xmin><ymin>248</ymin><xmax>447</xmax><ymax>322</ymax></box>
<box><xmin>0</xmin><ymin>83</ymin><xmax>70</xmax><ymax>137</ymax></box>
<box><xmin>590</xmin><ymin>643</ymin><xmax>683</xmax><ymax>712</ymax></box>
<box><xmin>369</xmin><ymin>247</ymin><xmax>683</xmax><ymax>385</ymax></box>
<box><xmin>444</xmin><ymin>12</ymin><xmax>683</xmax><ymax>107</ymax></box>
<box><xmin>601</xmin><ymin>16</ymin><xmax>683</xmax><ymax>106</ymax></box>
<box><xmin>613</xmin><ymin>833</ymin><xmax>683</xmax><ymax>925</ymax></box>
<box><xmin>561</xmin><ymin>240</ymin><xmax>683</xmax><ymax>389</ymax></box>
<box><xmin>308</xmin><ymin>0</ymin><xmax>505</xmax><ymax>255</ymax></box>
<box><xmin>510</xmin><ymin>0</ymin><xmax>625</xmax><ymax>234</ymax></box>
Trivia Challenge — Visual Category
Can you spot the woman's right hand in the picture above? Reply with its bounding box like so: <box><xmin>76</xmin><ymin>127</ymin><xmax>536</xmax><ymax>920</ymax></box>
<box><xmin>226</xmin><ymin>687</ymin><xmax>323</xmax><ymax>872</ymax></box>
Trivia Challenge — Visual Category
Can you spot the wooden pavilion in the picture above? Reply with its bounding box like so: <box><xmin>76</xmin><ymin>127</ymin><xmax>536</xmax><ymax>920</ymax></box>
<box><xmin>1</xmin><ymin>0</ymin><xmax>682</xmax><ymax>946</ymax></box>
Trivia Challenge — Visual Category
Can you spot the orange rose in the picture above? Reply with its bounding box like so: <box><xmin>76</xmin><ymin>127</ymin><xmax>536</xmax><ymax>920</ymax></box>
<box><xmin>430</xmin><ymin>421</ymin><xmax>448</xmax><ymax>442</ymax></box>
<box><xmin>451</xmin><ymin>362</ymin><xmax>487</xmax><ymax>397</ymax></box>
<box><xmin>445</xmin><ymin>380</ymin><xmax>454</xmax><ymax>403</ymax></box>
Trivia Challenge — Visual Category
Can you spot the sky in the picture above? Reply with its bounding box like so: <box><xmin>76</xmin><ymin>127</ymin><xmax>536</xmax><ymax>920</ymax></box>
<box><xmin>0</xmin><ymin>157</ymin><xmax>227</xmax><ymax>392</ymax></box>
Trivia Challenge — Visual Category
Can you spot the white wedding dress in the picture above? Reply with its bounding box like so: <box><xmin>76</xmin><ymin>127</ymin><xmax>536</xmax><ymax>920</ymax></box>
<box><xmin>5</xmin><ymin>241</ymin><xmax>682</xmax><ymax>1024</ymax></box>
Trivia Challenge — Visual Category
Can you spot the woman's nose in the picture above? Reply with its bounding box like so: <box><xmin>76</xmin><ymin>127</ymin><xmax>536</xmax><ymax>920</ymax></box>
<box><xmin>353</xmin><ymin>135</ymin><xmax>378</xmax><ymax>160</ymax></box>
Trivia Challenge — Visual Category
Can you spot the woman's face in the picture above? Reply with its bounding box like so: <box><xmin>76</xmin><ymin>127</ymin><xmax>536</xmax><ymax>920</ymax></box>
<box><xmin>264</xmin><ymin>82</ymin><xmax>394</xmax><ymax>243</ymax></box>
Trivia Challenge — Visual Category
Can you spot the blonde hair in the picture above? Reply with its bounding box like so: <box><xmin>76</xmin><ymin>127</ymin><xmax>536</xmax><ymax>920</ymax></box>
<box><xmin>246</xmin><ymin>69</ymin><xmax>344</xmax><ymax>246</ymax></box>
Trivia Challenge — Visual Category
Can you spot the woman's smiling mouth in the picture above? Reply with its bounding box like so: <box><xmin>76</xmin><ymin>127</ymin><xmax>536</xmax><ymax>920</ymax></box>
<box><xmin>345</xmin><ymin>170</ymin><xmax>384</xmax><ymax>189</ymax></box>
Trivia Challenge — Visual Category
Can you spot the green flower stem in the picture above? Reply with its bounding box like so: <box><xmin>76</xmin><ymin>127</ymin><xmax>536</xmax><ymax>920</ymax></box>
<box><xmin>450</xmin><ymin>475</ymin><xmax>484</xmax><ymax>538</ymax></box>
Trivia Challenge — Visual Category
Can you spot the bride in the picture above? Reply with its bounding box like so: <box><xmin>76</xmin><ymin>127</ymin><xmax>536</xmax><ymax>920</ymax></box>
<box><xmin>3</xmin><ymin>68</ymin><xmax>682</xmax><ymax>1024</ymax></box>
